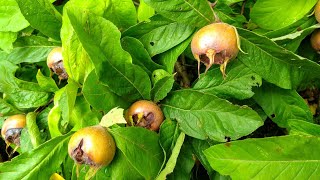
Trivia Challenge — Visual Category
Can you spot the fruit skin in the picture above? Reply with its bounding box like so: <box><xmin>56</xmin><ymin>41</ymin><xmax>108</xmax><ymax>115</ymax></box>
<box><xmin>191</xmin><ymin>22</ymin><xmax>240</xmax><ymax>77</ymax></box>
<box><xmin>1</xmin><ymin>114</ymin><xmax>26</xmax><ymax>145</ymax></box>
<box><xmin>68</xmin><ymin>125</ymin><xmax>116</xmax><ymax>167</ymax></box>
<box><xmin>47</xmin><ymin>47</ymin><xmax>68</xmax><ymax>80</ymax></box>
<box><xmin>311</xmin><ymin>29</ymin><xmax>320</xmax><ymax>52</ymax></box>
<box><xmin>315</xmin><ymin>1</ymin><xmax>320</xmax><ymax>23</ymax></box>
<box><xmin>125</xmin><ymin>100</ymin><xmax>164</xmax><ymax>131</ymax></box>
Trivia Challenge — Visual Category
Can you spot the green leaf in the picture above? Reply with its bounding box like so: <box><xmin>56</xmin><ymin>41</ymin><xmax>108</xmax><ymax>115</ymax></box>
<box><xmin>250</xmin><ymin>0</ymin><xmax>317</xmax><ymax>30</ymax></box>
<box><xmin>0</xmin><ymin>0</ymin><xmax>29</xmax><ymax>32</ymax></box>
<box><xmin>162</xmin><ymin>89</ymin><xmax>263</xmax><ymax>141</ymax></box>
<box><xmin>47</xmin><ymin>105</ymin><xmax>62</xmax><ymax>138</ymax></box>
<box><xmin>190</xmin><ymin>138</ymin><xmax>216</xmax><ymax>177</ymax></box>
<box><xmin>58</xmin><ymin>79</ymin><xmax>78</xmax><ymax>129</ymax></box>
<box><xmin>0</xmin><ymin>133</ymin><xmax>71</xmax><ymax>179</ymax></box>
<box><xmin>36</xmin><ymin>70</ymin><xmax>59</xmax><ymax>93</ymax></box>
<box><xmin>121</xmin><ymin>37</ymin><xmax>164</xmax><ymax>75</ymax></box>
<box><xmin>82</xmin><ymin>71</ymin><xmax>130</xmax><ymax>112</ymax></box>
<box><xmin>61</xmin><ymin>3</ymin><xmax>95</xmax><ymax>84</ymax></box>
<box><xmin>15</xmin><ymin>0</ymin><xmax>62</xmax><ymax>40</ymax></box>
<box><xmin>288</xmin><ymin>119</ymin><xmax>320</xmax><ymax>136</ymax></box>
<box><xmin>193</xmin><ymin>61</ymin><xmax>262</xmax><ymax>100</ymax></box>
<box><xmin>110</xmin><ymin>127</ymin><xmax>164</xmax><ymax>179</ymax></box>
<box><xmin>100</xmin><ymin>107</ymin><xmax>126</xmax><ymax>128</ymax></box>
<box><xmin>69</xmin><ymin>96</ymin><xmax>100</xmax><ymax>130</ymax></box>
<box><xmin>167</xmin><ymin>140</ymin><xmax>195</xmax><ymax>180</ymax></box>
<box><xmin>98</xmin><ymin>151</ymin><xmax>143</xmax><ymax>180</ymax></box>
<box><xmin>4</xmin><ymin>78</ymin><xmax>51</xmax><ymax>109</ymax></box>
<box><xmin>123</xmin><ymin>15</ymin><xmax>195</xmax><ymax>56</ymax></box>
<box><xmin>253</xmin><ymin>82</ymin><xmax>313</xmax><ymax>128</ymax></box>
<box><xmin>0</xmin><ymin>32</ymin><xmax>17</xmax><ymax>53</ymax></box>
<box><xmin>138</xmin><ymin>0</ymin><xmax>155</xmax><ymax>22</ymax></box>
<box><xmin>214</xmin><ymin>2</ymin><xmax>247</xmax><ymax>27</ymax></box>
<box><xmin>156</xmin><ymin>36</ymin><xmax>192</xmax><ymax>73</ymax></box>
<box><xmin>65</xmin><ymin>7</ymin><xmax>151</xmax><ymax>102</ymax></box>
<box><xmin>0</xmin><ymin>61</ymin><xmax>18</xmax><ymax>92</ymax></box>
<box><xmin>238</xmin><ymin>28</ymin><xmax>320</xmax><ymax>89</ymax></box>
<box><xmin>103</xmin><ymin>0</ymin><xmax>137</xmax><ymax>30</ymax></box>
<box><xmin>0</xmin><ymin>98</ymin><xmax>21</xmax><ymax>116</ymax></box>
<box><xmin>26</xmin><ymin>112</ymin><xmax>42</xmax><ymax>148</ymax></box>
<box><xmin>0</xmin><ymin>36</ymin><xmax>60</xmax><ymax>64</ymax></box>
<box><xmin>151</xmin><ymin>75</ymin><xmax>175</xmax><ymax>102</ymax></box>
<box><xmin>272</xmin><ymin>24</ymin><xmax>320</xmax><ymax>52</ymax></box>
<box><xmin>156</xmin><ymin>132</ymin><xmax>185</xmax><ymax>180</ymax></box>
<box><xmin>144</xmin><ymin>0</ymin><xmax>214</xmax><ymax>27</ymax></box>
<box><xmin>204</xmin><ymin>135</ymin><xmax>320</xmax><ymax>179</ymax></box>
<box><xmin>159</xmin><ymin>119</ymin><xmax>181</xmax><ymax>158</ymax></box>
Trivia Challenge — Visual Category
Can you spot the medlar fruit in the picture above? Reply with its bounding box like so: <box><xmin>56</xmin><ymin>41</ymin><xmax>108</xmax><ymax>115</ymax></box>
<box><xmin>191</xmin><ymin>22</ymin><xmax>240</xmax><ymax>77</ymax></box>
<box><xmin>47</xmin><ymin>47</ymin><xmax>68</xmax><ymax>80</ymax></box>
<box><xmin>1</xmin><ymin>114</ymin><xmax>26</xmax><ymax>146</ymax></box>
<box><xmin>125</xmin><ymin>100</ymin><xmax>164</xmax><ymax>131</ymax></box>
<box><xmin>68</xmin><ymin>125</ymin><xmax>116</xmax><ymax>167</ymax></box>
<box><xmin>311</xmin><ymin>29</ymin><xmax>320</xmax><ymax>52</ymax></box>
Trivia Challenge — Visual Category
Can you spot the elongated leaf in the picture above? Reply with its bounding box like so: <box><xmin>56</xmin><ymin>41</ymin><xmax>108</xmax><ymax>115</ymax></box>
<box><xmin>61</xmin><ymin>3</ymin><xmax>97</xmax><ymax>84</ymax></box>
<box><xmin>162</xmin><ymin>89</ymin><xmax>263</xmax><ymax>142</ymax></box>
<box><xmin>144</xmin><ymin>0</ymin><xmax>214</xmax><ymax>27</ymax></box>
<box><xmin>167</xmin><ymin>140</ymin><xmax>195</xmax><ymax>180</ymax></box>
<box><xmin>110</xmin><ymin>127</ymin><xmax>164</xmax><ymax>179</ymax></box>
<box><xmin>82</xmin><ymin>71</ymin><xmax>130</xmax><ymax>112</ymax></box>
<box><xmin>15</xmin><ymin>0</ymin><xmax>62</xmax><ymax>40</ymax></box>
<box><xmin>251</xmin><ymin>0</ymin><xmax>317</xmax><ymax>30</ymax></box>
<box><xmin>253</xmin><ymin>83</ymin><xmax>313</xmax><ymax>128</ymax></box>
<box><xmin>0</xmin><ymin>0</ymin><xmax>29</xmax><ymax>32</ymax></box>
<box><xmin>123</xmin><ymin>15</ymin><xmax>195</xmax><ymax>56</ymax></box>
<box><xmin>288</xmin><ymin>119</ymin><xmax>320</xmax><ymax>136</ymax></box>
<box><xmin>121</xmin><ymin>37</ymin><xmax>164</xmax><ymax>75</ymax></box>
<box><xmin>157</xmin><ymin>132</ymin><xmax>185</xmax><ymax>180</ymax></box>
<box><xmin>204</xmin><ymin>135</ymin><xmax>320</xmax><ymax>179</ymax></box>
<box><xmin>159</xmin><ymin>119</ymin><xmax>181</xmax><ymax>157</ymax></box>
<box><xmin>103</xmin><ymin>0</ymin><xmax>137</xmax><ymax>30</ymax></box>
<box><xmin>26</xmin><ymin>112</ymin><xmax>42</xmax><ymax>148</ymax></box>
<box><xmin>238</xmin><ymin>28</ymin><xmax>320</xmax><ymax>89</ymax></box>
<box><xmin>272</xmin><ymin>24</ymin><xmax>320</xmax><ymax>52</ymax></box>
<box><xmin>0</xmin><ymin>133</ymin><xmax>71</xmax><ymax>179</ymax></box>
<box><xmin>65</xmin><ymin>7</ymin><xmax>151</xmax><ymax>101</ymax></box>
<box><xmin>0</xmin><ymin>36</ymin><xmax>59</xmax><ymax>64</ymax></box>
<box><xmin>151</xmin><ymin>75</ymin><xmax>175</xmax><ymax>102</ymax></box>
<box><xmin>194</xmin><ymin>61</ymin><xmax>262</xmax><ymax>100</ymax></box>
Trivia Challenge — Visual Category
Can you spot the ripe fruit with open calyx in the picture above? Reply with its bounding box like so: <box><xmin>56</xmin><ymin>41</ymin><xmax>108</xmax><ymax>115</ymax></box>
<box><xmin>47</xmin><ymin>47</ymin><xmax>68</xmax><ymax>80</ymax></box>
<box><xmin>125</xmin><ymin>100</ymin><xmax>164</xmax><ymax>131</ymax></box>
<box><xmin>191</xmin><ymin>22</ymin><xmax>240</xmax><ymax>77</ymax></box>
<box><xmin>1</xmin><ymin>114</ymin><xmax>26</xmax><ymax>146</ymax></box>
<box><xmin>68</xmin><ymin>125</ymin><xmax>116</xmax><ymax>167</ymax></box>
<box><xmin>311</xmin><ymin>29</ymin><xmax>320</xmax><ymax>52</ymax></box>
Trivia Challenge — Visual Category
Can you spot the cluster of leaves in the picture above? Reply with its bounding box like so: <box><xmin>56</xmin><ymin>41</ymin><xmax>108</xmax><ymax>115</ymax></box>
<box><xmin>0</xmin><ymin>0</ymin><xmax>320</xmax><ymax>179</ymax></box>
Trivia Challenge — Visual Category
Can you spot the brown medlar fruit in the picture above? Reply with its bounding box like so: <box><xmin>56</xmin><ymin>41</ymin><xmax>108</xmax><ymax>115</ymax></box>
<box><xmin>47</xmin><ymin>47</ymin><xmax>68</xmax><ymax>80</ymax></box>
<box><xmin>1</xmin><ymin>114</ymin><xmax>26</xmax><ymax>146</ymax></box>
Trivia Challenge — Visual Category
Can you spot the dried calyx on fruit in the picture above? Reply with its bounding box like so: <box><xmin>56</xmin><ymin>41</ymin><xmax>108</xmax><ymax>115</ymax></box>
<box><xmin>311</xmin><ymin>29</ymin><xmax>320</xmax><ymax>52</ymax></box>
<box><xmin>191</xmin><ymin>22</ymin><xmax>240</xmax><ymax>77</ymax></box>
<box><xmin>47</xmin><ymin>47</ymin><xmax>68</xmax><ymax>80</ymax></box>
<box><xmin>68</xmin><ymin>125</ymin><xmax>116</xmax><ymax>167</ymax></box>
<box><xmin>1</xmin><ymin>114</ymin><xmax>26</xmax><ymax>146</ymax></box>
<box><xmin>125</xmin><ymin>100</ymin><xmax>164</xmax><ymax>131</ymax></box>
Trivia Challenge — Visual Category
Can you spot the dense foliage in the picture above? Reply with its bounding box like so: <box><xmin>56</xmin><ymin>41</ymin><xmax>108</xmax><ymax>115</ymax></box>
<box><xmin>0</xmin><ymin>0</ymin><xmax>320</xmax><ymax>179</ymax></box>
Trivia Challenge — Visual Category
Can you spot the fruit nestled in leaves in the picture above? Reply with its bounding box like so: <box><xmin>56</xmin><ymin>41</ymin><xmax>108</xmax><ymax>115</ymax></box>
<box><xmin>191</xmin><ymin>22</ymin><xmax>240</xmax><ymax>77</ymax></box>
<box><xmin>1</xmin><ymin>114</ymin><xmax>26</xmax><ymax>146</ymax></box>
<box><xmin>125</xmin><ymin>100</ymin><xmax>164</xmax><ymax>131</ymax></box>
<box><xmin>47</xmin><ymin>47</ymin><xmax>68</xmax><ymax>80</ymax></box>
